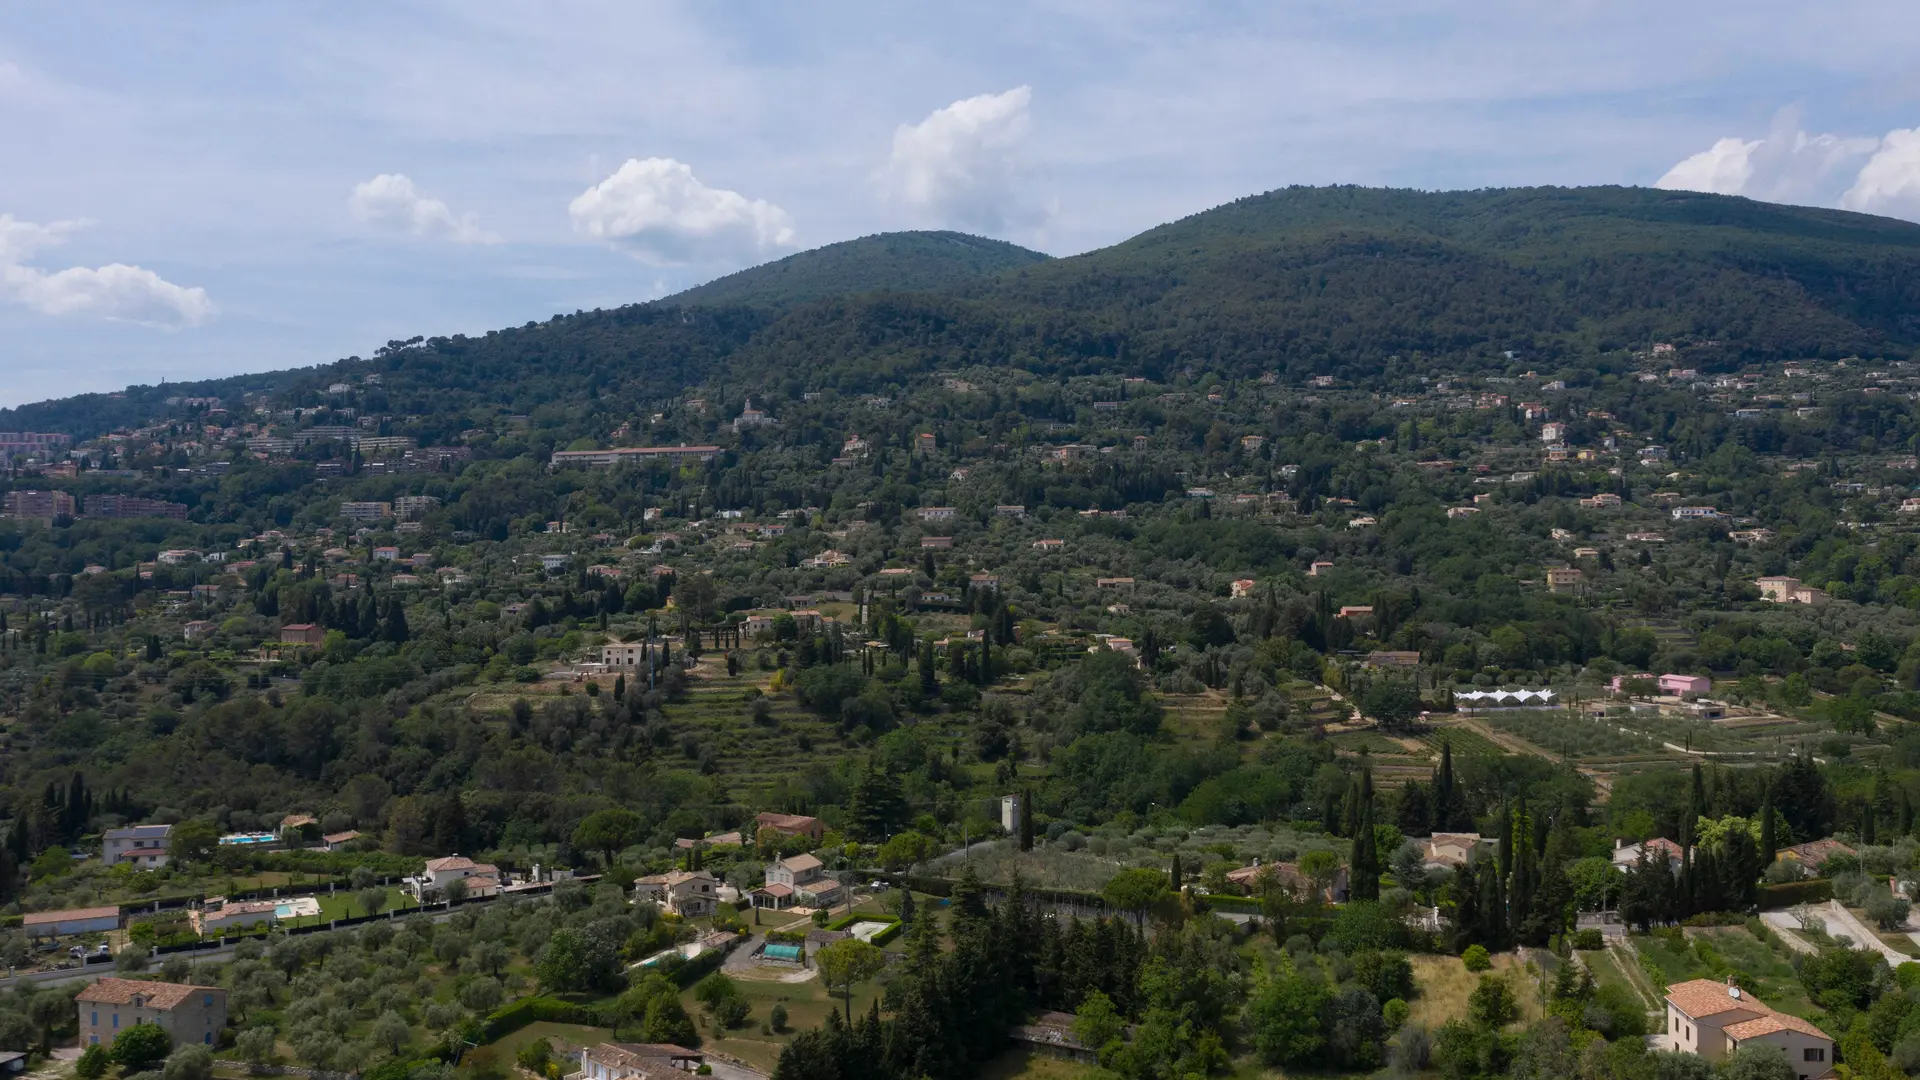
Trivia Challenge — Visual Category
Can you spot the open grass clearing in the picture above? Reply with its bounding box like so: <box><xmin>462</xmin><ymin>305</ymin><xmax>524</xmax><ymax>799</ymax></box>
<box><xmin>683</xmin><ymin>972</ymin><xmax>884</xmax><ymax>1074</ymax></box>
<box><xmin>1407</xmin><ymin>952</ymin><xmax>1541</xmax><ymax>1033</ymax></box>
<box><xmin>975</xmin><ymin>1048</ymin><xmax>1100</xmax><ymax>1080</ymax></box>
<box><xmin>489</xmin><ymin>1020</ymin><xmax>614</xmax><ymax>1060</ymax></box>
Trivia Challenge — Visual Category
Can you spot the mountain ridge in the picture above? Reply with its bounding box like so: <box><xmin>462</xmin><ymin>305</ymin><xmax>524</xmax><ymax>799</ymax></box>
<box><xmin>7</xmin><ymin>184</ymin><xmax>1920</xmax><ymax>436</ymax></box>
<box><xmin>664</xmin><ymin>229</ymin><xmax>1051</xmax><ymax>309</ymax></box>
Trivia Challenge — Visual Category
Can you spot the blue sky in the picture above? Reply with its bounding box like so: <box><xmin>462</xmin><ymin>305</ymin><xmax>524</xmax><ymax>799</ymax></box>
<box><xmin>4</xmin><ymin>1</ymin><xmax>1920</xmax><ymax>407</ymax></box>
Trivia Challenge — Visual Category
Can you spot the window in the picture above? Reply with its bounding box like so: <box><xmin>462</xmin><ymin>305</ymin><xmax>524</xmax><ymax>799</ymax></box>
<box><xmin>90</xmin><ymin>1012</ymin><xmax>97</xmax><ymax>1026</ymax></box>
<box><xmin>112</xmin><ymin>1014</ymin><xmax>118</xmax><ymax>1029</ymax></box>
<box><xmin>1805</xmin><ymin>1049</ymin><xmax>1826</xmax><ymax>1062</ymax></box>
<box><xmin>89</xmin><ymin>1035</ymin><xmax>97</xmax><ymax>1045</ymax></box>
<box><xmin>203</xmin><ymin>995</ymin><xmax>212</xmax><ymax>1006</ymax></box>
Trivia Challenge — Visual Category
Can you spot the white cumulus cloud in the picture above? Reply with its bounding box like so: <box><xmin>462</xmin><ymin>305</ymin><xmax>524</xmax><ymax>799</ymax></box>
<box><xmin>882</xmin><ymin>86</ymin><xmax>1047</xmax><ymax>233</ymax></box>
<box><xmin>0</xmin><ymin>215</ymin><xmax>213</xmax><ymax>327</ymax></box>
<box><xmin>1654</xmin><ymin>112</ymin><xmax>1912</xmax><ymax>219</ymax></box>
<box><xmin>568</xmin><ymin>157</ymin><xmax>795</xmax><ymax>266</ymax></box>
<box><xmin>349</xmin><ymin>173</ymin><xmax>499</xmax><ymax>244</ymax></box>
<box><xmin>1843</xmin><ymin>128</ymin><xmax>1920</xmax><ymax>221</ymax></box>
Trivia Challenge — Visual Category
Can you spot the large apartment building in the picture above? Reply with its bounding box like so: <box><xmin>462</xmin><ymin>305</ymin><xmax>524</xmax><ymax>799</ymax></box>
<box><xmin>549</xmin><ymin>446</ymin><xmax>720</xmax><ymax>468</ymax></box>
<box><xmin>83</xmin><ymin>495</ymin><xmax>190</xmax><ymax>521</ymax></box>
<box><xmin>1</xmin><ymin>490</ymin><xmax>76</xmax><ymax>521</ymax></box>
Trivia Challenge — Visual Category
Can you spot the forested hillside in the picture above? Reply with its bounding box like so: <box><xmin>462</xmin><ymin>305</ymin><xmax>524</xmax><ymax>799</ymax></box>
<box><xmin>9</xmin><ymin>185</ymin><xmax>1919</xmax><ymax>441</ymax></box>
<box><xmin>667</xmin><ymin>230</ymin><xmax>1050</xmax><ymax>308</ymax></box>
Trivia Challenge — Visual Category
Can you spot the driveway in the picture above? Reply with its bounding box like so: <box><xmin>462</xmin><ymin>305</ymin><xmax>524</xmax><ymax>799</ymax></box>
<box><xmin>1757</xmin><ymin>911</ymin><xmax>1820</xmax><ymax>956</ymax></box>
<box><xmin>1814</xmin><ymin>900</ymin><xmax>1912</xmax><ymax>967</ymax></box>
<box><xmin>1773</xmin><ymin>901</ymin><xmax>1911</xmax><ymax>966</ymax></box>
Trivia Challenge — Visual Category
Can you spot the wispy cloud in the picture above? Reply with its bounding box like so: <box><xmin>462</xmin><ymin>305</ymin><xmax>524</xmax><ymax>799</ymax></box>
<box><xmin>0</xmin><ymin>215</ymin><xmax>213</xmax><ymax>327</ymax></box>
<box><xmin>349</xmin><ymin>173</ymin><xmax>499</xmax><ymax>244</ymax></box>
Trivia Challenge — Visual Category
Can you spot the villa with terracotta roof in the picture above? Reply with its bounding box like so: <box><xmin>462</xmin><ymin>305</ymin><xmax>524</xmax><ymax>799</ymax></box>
<box><xmin>754</xmin><ymin>811</ymin><xmax>824</xmax><ymax>841</ymax></box>
<box><xmin>1664</xmin><ymin>978</ymin><xmax>1832</xmax><ymax>1079</ymax></box>
<box><xmin>76</xmin><ymin>978</ymin><xmax>227</xmax><ymax>1050</ymax></box>
<box><xmin>405</xmin><ymin>854</ymin><xmax>501</xmax><ymax>901</ymax></box>
<box><xmin>1775</xmin><ymin>839</ymin><xmax>1857</xmax><ymax>878</ymax></box>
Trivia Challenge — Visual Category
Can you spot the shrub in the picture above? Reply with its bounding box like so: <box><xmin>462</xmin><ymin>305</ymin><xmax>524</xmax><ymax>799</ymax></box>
<box><xmin>1572</xmin><ymin>929</ymin><xmax>1604</xmax><ymax>951</ymax></box>
<box><xmin>1383</xmin><ymin>998</ymin><xmax>1410</xmax><ymax>1032</ymax></box>
<box><xmin>770</xmin><ymin>1004</ymin><xmax>789</xmax><ymax>1032</ymax></box>
<box><xmin>1461</xmin><ymin>944</ymin><xmax>1492</xmax><ymax>972</ymax></box>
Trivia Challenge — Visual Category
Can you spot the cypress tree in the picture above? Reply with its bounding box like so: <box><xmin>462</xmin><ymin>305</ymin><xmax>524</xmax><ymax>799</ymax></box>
<box><xmin>1350</xmin><ymin>770</ymin><xmax>1381</xmax><ymax>902</ymax></box>
<box><xmin>1687</xmin><ymin>764</ymin><xmax>1705</xmax><ymax>840</ymax></box>
<box><xmin>1018</xmin><ymin>789</ymin><xmax>1034</xmax><ymax>853</ymax></box>
<box><xmin>1478</xmin><ymin>855</ymin><xmax>1508</xmax><ymax>948</ymax></box>
<box><xmin>1170</xmin><ymin>853</ymin><xmax>1183</xmax><ymax>890</ymax></box>
<box><xmin>1759</xmin><ymin>782</ymin><xmax>1776</xmax><ymax>862</ymax></box>
<box><xmin>1434</xmin><ymin>739</ymin><xmax>1456</xmax><ymax>830</ymax></box>
<box><xmin>1496</xmin><ymin>797</ymin><xmax>1513</xmax><ymax>882</ymax></box>
<box><xmin>1452</xmin><ymin>858</ymin><xmax>1480</xmax><ymax>951</ymax></box>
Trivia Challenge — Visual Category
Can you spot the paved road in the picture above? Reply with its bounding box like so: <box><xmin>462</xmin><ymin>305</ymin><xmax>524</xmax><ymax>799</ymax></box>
<box><xmin>0</xmin><ymin>896</ymin><xmax>495</xmax><ymax>992</ymax></box>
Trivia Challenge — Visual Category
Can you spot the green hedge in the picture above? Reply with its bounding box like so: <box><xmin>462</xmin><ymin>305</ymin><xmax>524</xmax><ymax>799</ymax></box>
<box><xmin>869</xmin><ymin>921</ymin><xmax>904</xmax><ymax>946</ymax></box>
<box><xmin>481</xmin><ymin>996</ymin><xmax>600</xmax><ymax>1041</ymax></box>
<box><xmin>1758</xmin><ymin>879</ymin><xmax>1833</xmax><ymax>910</ymax></box>
<box><xmin>1196</xmin><ymin>893</ymin><xmax>1261</xmax><ymax>914</ymax></box>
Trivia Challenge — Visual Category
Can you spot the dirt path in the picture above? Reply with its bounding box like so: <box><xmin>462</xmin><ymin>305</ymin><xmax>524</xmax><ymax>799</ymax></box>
<box><xmin>1602</xmin><ymin>938</ymin><xmax>1663</xmax><ymax>1013</ymax></box>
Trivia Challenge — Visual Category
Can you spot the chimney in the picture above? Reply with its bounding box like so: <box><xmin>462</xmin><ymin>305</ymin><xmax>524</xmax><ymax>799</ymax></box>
<box><xmin>1726</xmin><ymin>976</ymin><xmax>1740</xmax><ymax>999</ymax></box>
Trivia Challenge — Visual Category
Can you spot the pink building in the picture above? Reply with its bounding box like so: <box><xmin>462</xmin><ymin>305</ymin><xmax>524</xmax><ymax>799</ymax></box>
<box><xmin>1658</xmin><ymin>674</ymin><xmax>1712</xmax><ymax>697</ymax></box>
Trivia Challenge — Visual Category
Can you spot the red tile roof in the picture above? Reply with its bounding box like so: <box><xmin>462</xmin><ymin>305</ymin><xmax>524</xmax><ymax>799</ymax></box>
<box><xmin>74</xmin><ymin>978</ymin><xmax>216</xmax><ymax>1009</ymax></box>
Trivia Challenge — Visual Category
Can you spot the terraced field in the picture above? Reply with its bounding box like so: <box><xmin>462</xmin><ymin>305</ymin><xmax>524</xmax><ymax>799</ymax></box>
<box><xmin>1480</xmin><ymin>709</ymin><xmax>1659</xmax><ymax>759</ymax></box>
<box><xmin>1413</xmin><ymin>725</ymin><xmax>1508</xmax><ymax>759</ymax></box>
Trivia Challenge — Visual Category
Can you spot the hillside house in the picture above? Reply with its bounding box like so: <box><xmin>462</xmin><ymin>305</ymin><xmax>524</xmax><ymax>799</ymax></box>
<box><xmin>1663</xmin><ymin>979</ymin><xmax>1832</xmax><ymax>1078</ymax></box>
<box><xmin>1658</xmin><ymin>674</ymin><xmax>1712</xmax><ymax>697</ymax></box>
<box><xmin>23</xmin><ymin>906</ymin><xmax>120</xmax><ymax>938</ymax></box>
<box><xmin>76</xmin><ymin>979</ymin><xmax>227</xmax><ymax>1050</ymax></box>
<box><xmin>1756</xmin><ymin>576</ymin><xmax>1830</xmax><ymax>606</ymax></box>
<box><xmin>755</xmin><ymin>812</ymin><xmax>824</xmax><ymax>841</ymax></box>
<box><xmin>103</xmin><ymin>824</ymin><xmax>171</xmax><ymax>868</ymax></box>
<box><xmin>633</xmin><ymin>870</ymin><xmax>718</xmax><ymax>918</ymax></box>
<box><xmin>1775</xmin><ymin>839</ymin><xmax>1856</xmax><ymax>878</ymax></box>
<box><xmin>1223</xmin><ymin>860</ymin><xmax>1349</xmax><ymax>903</ymax></box>
<box><xmin>755</xmin><ymin>854</ymin><xmax>844</xmax><ymax>909</ymax></box>
<box><xmin>1422</xmin><ymin>833</ymin><xmax>1493</xmax><ymax>870</ymax></box>
<box><xmin>1613</xmin><ymin>838</ymin><xmax>1685</xmax><ymax>873</ymax></box>
<box><xmin>406</xmin><ymin>855</ymin><xmax>501</xmax><ymax>901</ymax></box>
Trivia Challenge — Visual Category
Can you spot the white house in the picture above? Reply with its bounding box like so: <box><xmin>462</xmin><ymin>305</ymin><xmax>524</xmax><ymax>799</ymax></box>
<box><xmin>406</xmin><ymin>855</ymin><xmax>501</xmax><ymax>901</ymax></box>
<box><xmin>633</xmin><ymin>870</ymin><xmax>719</xmax><ymax>917</ymax></box>
<box><xmin>102</xmin><ymin>825</ymin><xmax>172</xmax><ymax>869</ymax></box>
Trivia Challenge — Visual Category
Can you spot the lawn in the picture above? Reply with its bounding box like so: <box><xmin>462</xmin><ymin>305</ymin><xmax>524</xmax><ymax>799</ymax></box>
<box><xmin>1407</xmin><ymin>952</ymin><xmax>1541</xmax><ymax>1033</ymax></box>
<box><xmin>491</xmin><ymin>1020</ymin><xmax>614</xmax><ymax>1061</ymax></box>
<box><xmin>684</xmin><ymin>969</ymin><xmax>886</xmax><ymax>1074</ymax></box>
<box><xmin>278</xmin><ymin>886</ymin><xmax>415</xmax><ymax>928</ymax></box>
<box><xmin>975</xmin><ymin>1048</ymin><xmax>1100</xmax><ymax>1080</ymax></box>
